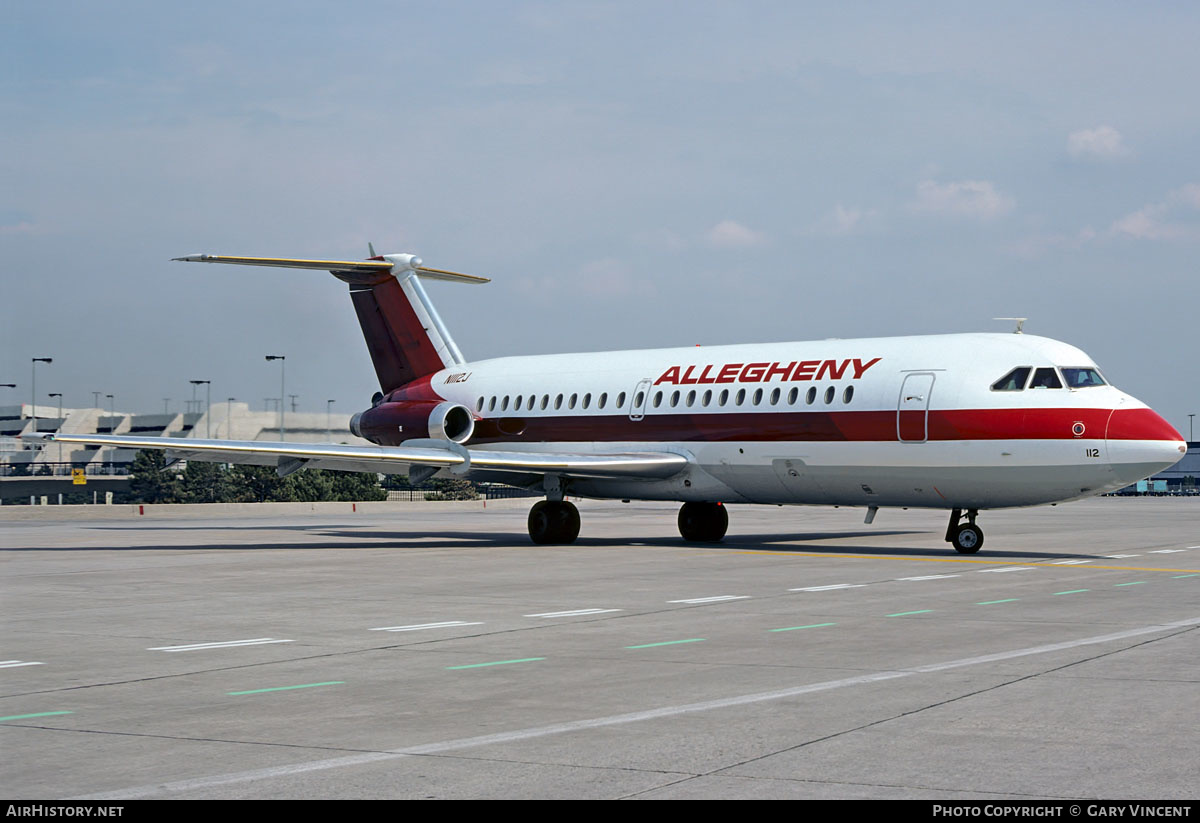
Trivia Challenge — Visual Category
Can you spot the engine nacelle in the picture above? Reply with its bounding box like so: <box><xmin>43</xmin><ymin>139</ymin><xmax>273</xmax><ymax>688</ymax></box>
<box><xmin>350</xmin><ymin>400</ymin><xmax>474</xmax><ymax>445</ymax></box>
<box><xmin>427</xmin><ymin>401</ymin><xmax>475</xmax><ymax>444</ymax></box>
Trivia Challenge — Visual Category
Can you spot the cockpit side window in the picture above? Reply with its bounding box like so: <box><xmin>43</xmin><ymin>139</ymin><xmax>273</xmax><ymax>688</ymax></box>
<box><xmin>1060</xmin><ymin>367</ymin><xmax>1106</xmax><ymax>388</ymax></box>
<box><xmin>1029</xmin><ymin>367</ymin><xmax>1063</xmax><ymax>389</ymax></box>
<box><xmin>991</xmin><ymin>366</ymin><xmax>1031</xmax><ymax>391</ymax></box>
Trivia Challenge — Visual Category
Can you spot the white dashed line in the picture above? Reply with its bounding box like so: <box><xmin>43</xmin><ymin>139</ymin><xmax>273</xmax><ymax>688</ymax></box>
<box><xmin>1106</xmin><ymin>554</ymin><xmax>1140</xmax><ymax>558</ymax></box>
<box><xmin>524</xmin><ymin>609</ymin><xmax>622</xmax><ymax>618</ymax></box>
<box><xmin>667</xmin><ymin>595</ymin><xmax>750</xmax><ymax>604</ymax></box>
<box><xmin>898</xmin><ymin>575</ymin><xmax>960</xmax><ymax>581</ymax></box>
<box><xmin>977</xmin><ymin>567</ymin><xmax>1034</xmax><ymax>573</ymax></box>
<box><xmin>1151</xmin><ymin>549</ymin><xmax>1185</xmax><ymax>554</ymax></box>
<box><xmin>790</xmin><ymin>584</ymin><xmax>867</xmax><ymax>592</ymax></box>
<box><xmin>369</xmin><ymin>621</ymin><xmax>483</xmax><ymax>632</ymax></box>
<box><xmin>0</xmin><ymin>660</ymin><xmax>44</xmax><ymax>669</ymax></box>
<box><xmin>148</xmin><ymin>638</ymin><xmax>294</xmax><ymax>652</ymax></box>
<box><xmin>1051</xmin><ymin>559</ymin><xmax>1093</xmax><ymax>565</ymax></box>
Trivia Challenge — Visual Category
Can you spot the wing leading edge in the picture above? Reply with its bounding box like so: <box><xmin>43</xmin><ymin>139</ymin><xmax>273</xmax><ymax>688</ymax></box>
<box><xmin>22</xmin><ymin>433</ymin><xmax>689</xmax><ymax>481</ymax></box>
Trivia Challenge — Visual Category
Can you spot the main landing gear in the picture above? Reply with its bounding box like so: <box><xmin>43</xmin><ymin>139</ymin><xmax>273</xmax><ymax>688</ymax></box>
<box><xmin>528</xmin><ymin>500</ymin><xmax>580</xmax><ymax>545</ymax></box>
<box><xmin>945</xmin><ymin>508</ymin><xmax>984</xmax><ymax>554</ymax></box>
<box><xmin>678</xmin><ymin>501</ymin><xmax>728</xmax><ymax>542</ymax></box>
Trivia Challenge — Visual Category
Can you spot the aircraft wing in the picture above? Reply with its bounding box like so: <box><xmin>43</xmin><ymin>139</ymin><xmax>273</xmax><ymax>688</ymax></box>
<box><xmin>22</xmin><ymin>433</ymin><xmax>689</xmax><ymax>480</ymax></box>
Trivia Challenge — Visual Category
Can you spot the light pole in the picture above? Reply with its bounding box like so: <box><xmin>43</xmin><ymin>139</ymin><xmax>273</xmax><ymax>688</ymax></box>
<box><xmin>92</xmin><ymin>391</ymin><xmax>101</xmax><ymax>409</ymax></box>
<box><xmin>31</xmin><ymin>357</ymin><xmax>52</xmax><ymax>434</ymax></box>
<box><xmin>1189</xmin><ymin>414</ymin><xmax>1195</xmax><ymax>443</ymax></box>
<box><xmin>326</xmin><ymin>399</ymin><xmax>335</xmax><ymax>439</ymax></box>
<box><xmin>227</xmin><ymin>397</ymin><xmax>235</xmax><ymax>439</ymax></box>
<box><xmin>48</xmin><ymin>393</ymin><xmax>63</xmax><ymax>464</ymax></box>
<box><xmin>190</xmin><ymin>380</ymin><xmax>211</xmax><ymax>438</ymax></box>
<box><xmin>105</xmin><ymin>395</ymin><xmax>115</xmax><ymax>473</ymax></box>
<box><xmin>265</xmin><ymin>356</ymin><xmax>285</xmax><ymax>440</ymax></box>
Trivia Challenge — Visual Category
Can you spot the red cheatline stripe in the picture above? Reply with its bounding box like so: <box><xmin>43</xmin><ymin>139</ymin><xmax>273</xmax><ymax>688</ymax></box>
<box><xmin>359</xmin><ymin>405</ymin><xmax>1180</xmax><ymax>446</ymax></box>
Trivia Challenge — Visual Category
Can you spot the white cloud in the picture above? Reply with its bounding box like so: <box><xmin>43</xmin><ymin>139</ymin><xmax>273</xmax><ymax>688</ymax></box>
<box><xmin>1009</xmin><ymin>226</ymin><xmax>1097</xmax><ymax>258</ymax></box>
<box><xmin>1110</xmin><ymin>183</ymin><xmax>1200</xmax><ymax>240</ymax></box>
<box><xmin>807</xmin><ymin>204</ymin><xmax>875</xmax><ymax>236</ymax></box>
<box><xmin>1067</xmin><ymin>125</ymin><xmax>1131</xmax><ymax>160</ymax></box>
<box><xmin>705</xmin><ymin>219</ymin><xmax>766</xmax><ymax>248</ymax></box>
<box><xmin>910</xmin><ymin>180</ymin><xmax>1015</xmax><ymax>220</ymax></box>
<box><xmin>0</xmin><ymin>220</ymin><xmax>40</xmax><ymax>235</ymax></box>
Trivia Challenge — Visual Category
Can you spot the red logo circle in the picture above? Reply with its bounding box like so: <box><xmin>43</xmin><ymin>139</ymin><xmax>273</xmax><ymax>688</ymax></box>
<box><xmin>1072</xmin><ymin>421</ymin><xmax>1086</xmax><ymax>437</ymax></box>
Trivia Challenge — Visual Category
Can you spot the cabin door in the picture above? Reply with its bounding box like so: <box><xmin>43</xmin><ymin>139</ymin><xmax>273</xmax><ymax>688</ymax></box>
<box><xmin>897</xmin><ymin>373</ymin><xmax>935</xmax><ymax>443</ymax></box>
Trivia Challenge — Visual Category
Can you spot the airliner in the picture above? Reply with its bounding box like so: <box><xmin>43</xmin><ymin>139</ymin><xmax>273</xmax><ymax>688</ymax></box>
<box><xmin>29</xmin><ymin>251</ymin><xmax>1186</xmax><ymax>553</ymax></box>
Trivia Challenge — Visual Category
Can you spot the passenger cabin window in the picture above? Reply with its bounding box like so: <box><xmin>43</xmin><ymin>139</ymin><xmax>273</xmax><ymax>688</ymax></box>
<box><xmin>991</xmin><ymin>367</ymin><xmax>1032</xmax><ymax>392</ymax></box>
<box><xmin>1029</xmin><ymin>368</ymin><xmax>1063</xmax><ymax>389</ymax></box>
<box><xmin>1061</xmin><ymin>367</ymin><xmax>1106</xmax><ymax>388</ymax></box>
<box><xmin>823</xmin><ymin>386</ymin><xmax>835</xmax><ymax>404</ymax></box>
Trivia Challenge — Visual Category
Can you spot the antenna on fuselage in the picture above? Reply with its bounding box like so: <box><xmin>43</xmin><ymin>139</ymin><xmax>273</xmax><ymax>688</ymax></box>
<box><xmin>993</xmin><ymin>317</ymin><xmax>1027</xmax><ymax>334</ymax></box>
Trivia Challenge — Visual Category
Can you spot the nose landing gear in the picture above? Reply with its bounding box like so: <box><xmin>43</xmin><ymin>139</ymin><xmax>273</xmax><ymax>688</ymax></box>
<box><xmin>945</xmin><ymin>508</ymin><xmax>984</xmax><ymax>554</ymax></box>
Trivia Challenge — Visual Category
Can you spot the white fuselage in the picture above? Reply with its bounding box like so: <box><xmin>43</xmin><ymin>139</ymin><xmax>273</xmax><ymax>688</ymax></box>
<box><xmin>388</xmin><ymin>333</ymin><xmax>1184</xmax><ymax>510</ymax></box>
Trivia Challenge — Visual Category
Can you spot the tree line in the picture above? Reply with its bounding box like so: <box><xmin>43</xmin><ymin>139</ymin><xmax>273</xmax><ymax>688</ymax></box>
<box><xmin>128</xmin><ymin>450</ymin><xmax>390</xmax><ymax>503</ymax></box>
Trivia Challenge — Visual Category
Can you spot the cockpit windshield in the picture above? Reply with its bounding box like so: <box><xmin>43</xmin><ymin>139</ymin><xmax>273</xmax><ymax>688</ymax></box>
<box><xmin>1060</xmin><ymin>367</ymin><xmax>1106</xmax><ymax>388</ymax></box>
<box><xmin>991</xmin><ymin>367</ymin><xmax>1031</xmax><ymax>391</ymax></box>
<box><xmin>1029</xmin><ymin>368</ymin><xmax>1062</xmax><ymax>389</ymax></box>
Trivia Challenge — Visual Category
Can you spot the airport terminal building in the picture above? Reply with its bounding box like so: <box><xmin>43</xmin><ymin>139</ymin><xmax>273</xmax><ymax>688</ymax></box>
<box><xmin>0</xmin><ymin>401</ymin><xmax>370</xmax><ymax>502</ymax></box>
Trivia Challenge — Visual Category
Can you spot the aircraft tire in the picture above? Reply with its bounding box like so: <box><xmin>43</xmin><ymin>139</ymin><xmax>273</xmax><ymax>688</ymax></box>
<box><xmin>678</xmin><ymin>502</ymin><xmax>729</xmax><ymax>542</ymax></box>
<box><xmin>951</xmin><ymin>524</ymin><xmax>984</xmax><ymax>554</ymax></box>
<box><xmin>528</xmin><ymin>500</ymin><xmax>580</xmax><ymax>545</ymax></box>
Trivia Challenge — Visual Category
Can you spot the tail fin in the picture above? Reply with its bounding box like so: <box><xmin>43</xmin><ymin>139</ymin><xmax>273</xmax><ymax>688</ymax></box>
<box><xmin>173</xmin><ymin>252</ymin><xmax>488</xmax><ymax>393</ymax></box>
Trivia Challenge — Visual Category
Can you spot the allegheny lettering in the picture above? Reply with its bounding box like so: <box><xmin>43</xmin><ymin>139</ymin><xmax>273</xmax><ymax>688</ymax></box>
<box><xmin>655</xmin><ymin>357</ymin><xmax>881</xmax><ymax>386</ymax></box>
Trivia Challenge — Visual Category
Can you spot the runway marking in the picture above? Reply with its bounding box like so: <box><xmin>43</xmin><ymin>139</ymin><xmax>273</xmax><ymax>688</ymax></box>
<box><xmin>1114</xmin><ymin>582</ymin><xmax>1146</xmax><ymax>587</ymax></box>
<box><xmin>0</xmin><ymin>711</ymin><xmax>72</xmax><ymax>723</ymax></box>
<box><xmin>446</xmin><ymin>658</ymin><xmax>545</xmax><ymax>670</ymax></box>
<box><xmin>1106</xmin><ymin>554</ymin><xmax>1140</xmax><ymax>558</ymax></box>
<box><xmin>731</xmin><ymin>551</ymin><xmax>1199</xmax><ymax>574</ymax></box>
<box><xmin>667</xmin><ymin>595</ymin><xmax>749</xmax><ymax>604</ymax></box>
<box><xmin>898</xmin><ymin>574</ymin><xmax>959</xmax><ymax>581</ymax></box>
<box><xmin>625</xmin><ymin>639</ymin><xmax>705</xmax><ymax>649</ymax></box>
<box><xmin>978</xmin><ymin>567</ymin><xmax>1033</xmax><ymax>573</ymax></box>
<box><xmin>1052</xmin><ymin>589</ymin><xmax>1089</xmax><ymax>596</ymax></box>
<box><xmin>79</xmin><ymin>615</ymin><xmax>1200</xmax><ymax>800</ymax></box>
<box><xmin>1151</xmin><ymin>549</ymin><xmax>1185</xmax><ymax>554</ymax></box>
<box><xmin>789</xmin><ymin>584</ymin><xmax>865</xmax><ymax>592</ymax></box>
<box><xmin>1172</xmin><ymin>574</ymin><xmax>1198</xmax><ymax>578</ymax></box>
<box><xmin>887</xmin><ymin>610</ymin><xmax>933</xmax><ymax>617</ymax></box>
<box><xmin>977</xmin><ymin>599</ymin><xmax>1019</xmax><ymax>605</ymax></box>
<box><xmin>369</xmin><ymin>621</ymin><xmax>483</xmax><ymax>632</ymax></box>
<box><xmin>769</xmin><ymin>623</ymin><xmax>837</xmax><ymax>632</ymax></box>
<box><xmin>1051</xmin><ymin>559</ymin><xmax>1092</xmax><ymax>565</ymax></box>
<box><xmin>524</xmin><ymin>609</ymin><xmax>621</xmax><ymax>618</ymax></box>
<box><xmin>228</xmin><ymin>682</ymin><xmax>344</xmax><ymax>696</ymax></box>
<box><xmin>148</xmin><ymin>638</ymin><xmax>294</xmax><ymax>652</ymax></box>
<box><xmin>0</xmin><ymin>660</ymin><xmax>44</xmax><ymax>669</ymax></box>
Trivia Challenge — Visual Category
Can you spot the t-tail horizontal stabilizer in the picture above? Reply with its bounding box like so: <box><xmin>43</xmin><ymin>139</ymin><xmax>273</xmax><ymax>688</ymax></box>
<box><xmin>172</xmin><ymin>251</ymin><xmax>489</xmax><ymax>392</ymax></box>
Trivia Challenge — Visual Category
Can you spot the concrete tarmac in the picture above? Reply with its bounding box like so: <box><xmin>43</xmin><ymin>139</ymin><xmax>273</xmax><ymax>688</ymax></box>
<box><xmin>2</xmin><ymin>498</ymin><xmax>1198</xmax><ymax>799</ymax></box>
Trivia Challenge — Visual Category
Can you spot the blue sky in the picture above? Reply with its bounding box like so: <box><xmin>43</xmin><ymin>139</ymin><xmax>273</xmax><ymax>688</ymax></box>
<box><xmin>3</xmin><ymin>1</ymin><xmax>1197</xmax><ymax>433</ymax></box>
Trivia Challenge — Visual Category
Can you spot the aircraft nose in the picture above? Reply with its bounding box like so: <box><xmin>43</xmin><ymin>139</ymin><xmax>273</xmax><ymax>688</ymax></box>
<box><xmin>1105</xmin><ymin>407</ymin><xmax>1187</xmax><ymax>485</ymax></box>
